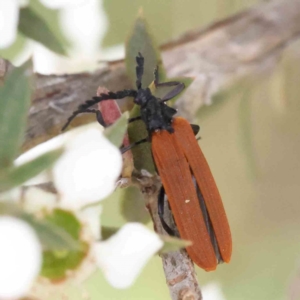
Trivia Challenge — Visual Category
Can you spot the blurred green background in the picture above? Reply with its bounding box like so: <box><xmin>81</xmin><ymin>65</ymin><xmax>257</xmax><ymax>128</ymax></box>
<box><xmin>3</xmin><ymin>0</ymin><xmax>300</xmax><ymax>299</ymax></box>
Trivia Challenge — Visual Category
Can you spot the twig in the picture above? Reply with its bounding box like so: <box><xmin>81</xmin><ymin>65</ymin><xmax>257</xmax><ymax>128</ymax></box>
<box><xmin>162</xmin><ymin>0</ymin><xmax>300</xmax><ymax>119</ymax></box>
<box><xmin>134</xmin><ymin>171</ymin><xmax>202</xmax><ymax>300</ymax></box>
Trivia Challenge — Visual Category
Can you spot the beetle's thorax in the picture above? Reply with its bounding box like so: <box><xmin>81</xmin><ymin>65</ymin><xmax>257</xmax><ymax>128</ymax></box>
<box><xmin>134</xmin><ymin>88</ymin><xmax>177</xmax><ymax>133</ymax></box>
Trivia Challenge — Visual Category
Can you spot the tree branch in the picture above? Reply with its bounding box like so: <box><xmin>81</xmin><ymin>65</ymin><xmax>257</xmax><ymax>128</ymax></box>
<box><xmin>162</xmin><ymin>0</ymin><xmax>300</xmax><ymax>119</ymax></box>
<box><xmin>2</xmin><ymin>0</ymin><xmax>295</xmax><ymax>152</ymax></box>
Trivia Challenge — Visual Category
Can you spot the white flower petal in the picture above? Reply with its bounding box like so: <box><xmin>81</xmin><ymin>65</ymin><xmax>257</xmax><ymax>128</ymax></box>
<box><xmin>0</xmin><ymin>216</ymin><xmax>42</xmax><ymax>299</ymax></box>
<box><xmin>22</xmin><ymin>187</ymin><xmax>57</xmax><ymax>213</ymax></box>
<box><xmin>15</xmin><ymin>134</ymin><xmax>65</xmax><ymax>185</ymax></box>
<box><xmin>18</xmin><ymin>0</ymin><xmax>29</xmax><ymax>7</ymax></box>
<box><xmin>79</xmin><ymin>205</ymin><xmax>102</xmax><ymax>240</ymax></box>
<box><xmin>39</xmin><ymin>0</ymin><xmax>88</xmax><ymax>9</ymax></box>
<box><xmin>0</xmin><ymin>0</ymin><xmax>19</xmax><ymax>48</ymax></box>
<box><xmin>202</xmin><ymin>282</ymin><xmax>227</xmax><ymax>300</ymax></box>
<box><xmin>0</xmin><ymin>188</ymin><xmax>21</xmax><ymax>202</ymax></box>
<box><xmin>53</xmin><ymin>128</ymin><xmax>122</xmax><ymax>209</ymax></box>
<box><xmin>60</xmin><ymin>0</ymin><xmax>105</xmax><ymax>55</ymax></box>
<box><xmin>94</xmin><ymin>223</ymin><xmax>163</xmax><ymax>289</ymax></box>
<box><xmin>15</xmin><ymin>134</ymin><xmax>64</xmax><ymax>165</ymax></box>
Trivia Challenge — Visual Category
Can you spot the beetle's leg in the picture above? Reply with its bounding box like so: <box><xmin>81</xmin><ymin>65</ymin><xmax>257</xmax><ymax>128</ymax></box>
<box><xmin>120</xmin><ymin>137</ymin><xmax>149</xmax><ymax>154</ymax></box>
<box><xmin>190</xmin><ymin>124</ymin><xmax>200</xmax><ymax>135</ymax></box>
<box><xmin>128</xmin><ymin>116</ymin><xmax>142</xmax><ymax>123</ymax></box>
<box><xmin>153</xmin><ymin>65</ymin><xmax>185</xmax><ymax>101</ymax></box>
<box><xmin>160</xmin><ymin>83</ymin><xmax>185</xmax><ymax>102</ymax></box>
<box><xmin>154</xmin><ymin>65</ymin><xmax>183</xmax><ymax>88</ymax></box>
<box><xmin>158</xmin><ymin>186</ymin><xmax>176</xmax><ymax>236</ymax></box>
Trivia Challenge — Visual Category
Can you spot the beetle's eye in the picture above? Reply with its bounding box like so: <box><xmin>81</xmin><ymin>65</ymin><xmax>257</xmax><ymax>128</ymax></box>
<box><xmin>134</xmin><ymin>97</ymin><xmax>141</xmax><ymax>104</ymax></box>
<box><xmin>135</xmin><ymin>95</ymin><xmax>147</xmax><ymax>105</ymax></box>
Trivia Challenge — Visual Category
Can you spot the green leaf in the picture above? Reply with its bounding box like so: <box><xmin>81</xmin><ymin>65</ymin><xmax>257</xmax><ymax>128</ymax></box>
<box><xmin>24</xmin><ymin>216</ymin><xmax>80</xmax><ymax>252</ymax></box>
<box><xmin>0</xmin><ymin>205</ymin><xmax>86</xmax><ymax>281</ymax></box>
<box><xmin>42</xmin><ymin>243</ymin><xmax>88</xmax><ymax>280</ymax></box>
<box><xmin>126</xmin><ymin>9</ymin><xmax>165</xmax><ymax>88</ymax></box>
<box><xmin>0</xmin><ymin>61</ymin><xmax>32</xmax><ymax>168</ymax></box>
<box><xmin>125</xmin><ymin>14</ymin><xmax>193</xmax><ymax>173</ymax></box>
<box><xmin>120</xmin><ymin>186</ymin><xmax>150</xmax><ymax>224</ymax></box>
<box><xmin>104</xmin><ymin>113</ymin><xmax>128</xmax><ymax>147</ymax></box>
<box><xmin>101</xmin><ymin>225</ymin><xmax>119</xmax><ymax>240</ymax></box>
<box><xmin>0</xmin><ymin>148</ymin><xmax>63</xmax><ymax>193</ymax></box>
<box><xmin>0</xmin><ymin>33</ymin><xmax>27</xmax><ymax>62</ymax></box>
<box><xmin>41</xmin><ymin>209</ymin><xmax>88</xmax><ymax>281</ymax></box>
<box><xmin>0</xmin><ymin>203</ymin><xmax>80</xmax><ymax>252</ymax></box>
<box><xmin>18</xmin><ymin>7</ymin><xmax>67</xmax><ymax>56</ymax></box>
<box><xmin>45</xmin><ymin>209</ymin><xmax>81</xmax><ymax>239</ymax></box>
<box><xmin>159</xmin><ymin>235</ymin><xmax>192</xmax><ymax>254</ymax></box>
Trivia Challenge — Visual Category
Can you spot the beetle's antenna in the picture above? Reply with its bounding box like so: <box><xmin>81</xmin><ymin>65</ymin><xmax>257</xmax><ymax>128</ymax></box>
<box><xmin>61</xmin><ymin>89</ymin><xmax>137</xmax><ymax>131</ymax></box>
<box><xmin>136</xmin><ymin>52</ymin><xmax>144</xmax><ymax>90</ymax></box>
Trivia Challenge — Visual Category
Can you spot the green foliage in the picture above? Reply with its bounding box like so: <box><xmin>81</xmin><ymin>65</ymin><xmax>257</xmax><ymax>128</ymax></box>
<box><xmin>0</xmin><ymin>60</ymin><xmax>74</xmax><ymax>279</ymax></box>
<box><xmin>104</xmin><ymin>113</ymin><xmax>128</xmax><ymax>147</ymax></box>
<box><xmin>0</xmin><ymin>201</ymin><xmax>93</xmax><ymax>284</ymax></box>
<box><xmin>102</xmin><ymin>0</ymin><xmax>173</xmax><ymax>48</ymax></box>
<box><xmin>120</xmin><ymin>186</ymin><xmax>150</xmax><ymax>224</ymax></box>
<box><xmin>125</xmin><ymin>13</ymin><xmax>193</xmax><ymax>173</ymax></box>
<box><xmin>24</xmin><ymin>214</ymin><xmax>80</xmax><ymax>252</ymax></box>
<box><xmin>0</xmin><ymin>149</ymin><xmax>62</xmax><ymax>193</ymax></box>
<box><xmin>18</xmin><ymin>7</ymin><xmax>67</xmax><ymax>56</ymax></box>
<box><xmin>101</xmin><ymin>225</ymin><xmax>119</xmax><ymax>240</ymax></box>
<box><xmin>41</xmin><ymin>209</ymin><xmax>88</xmax><ymax>280</ymax></box>
<box><xmin>0</xmin><ymin>61</ymin><xmax>32</xmax><ymax>168</ymax></box>
<box><xmin>0</xmin><ymin>58</ymin><xmax>63</xmax><ymax>190</ymax></box>
<box><xmin>0</xmin><ymin>33</ymin><xmax>26</xmax><ymax>61</ymax></box>
<box><xmin>0</xmin><ymin>60</ymin><xmax>63</xmax><ymax>191</ymax></box>
<box><xmin>126</xmin><ymin>10</ymin><xmax>165</xmax><ymax>87</ymax></box>
<box><xmin>126</xmin><ymin>13</ymin><xmax>160</xmax><ymax>173</ymax></box>
<box><xmin>0</xmin><ymin>61</ymin><xmax>60</xmax><ymax>191</ymax></box>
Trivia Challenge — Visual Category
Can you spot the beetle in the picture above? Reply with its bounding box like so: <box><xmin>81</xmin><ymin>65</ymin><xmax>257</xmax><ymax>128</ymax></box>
<box><xmin>62</xmin><ymin>53</ymin><xmax>232</xmax><ymax>271</ymax></box>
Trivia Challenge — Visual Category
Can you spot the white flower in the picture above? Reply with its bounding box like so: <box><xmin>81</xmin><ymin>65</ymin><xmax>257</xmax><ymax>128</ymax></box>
<box><xmin>21</xmin><ymin>187</ymin><xmax>57</xmax><ymax>213</ymax></box>
<box><xmin>0</xmin><ymin>0</ymin><xmax>90</xmax><ymax>48</ymax></box>
<box><xmin>15</xmin><ymin>134</ymin><xmax>65</xmax><ymax>186</ymax></box>
<box><xmin>0</xmin><ymin>1</ymin><xmax>20</xmax><ymax>48</ymax></box>
<box><xmin>0</xmin><ymin>216</ymin><xmax>42</xmax><ymax>299</ymax></box>
<box><xmin>94</xmin><ymin>223</ymin><xmax>163</xmax><ymax>289</ymax></box>
<box><xmin>79</xmin><ymin>205</ymin><xmax>102</xmax><ymax>240</ymax></box>
<box><xmin>0</xmin><ymin>188</ymin><xmax>21</xmax><ymax>202</ymax></box>
<box><xmin>53</xmin><ymin>127</ymin><xmax>122</xmax><ymax>209</ymax></box>
<box><xmin>21</xmin><ymin>187</ymin><xmax>102</xmax><ymax>299</ymax></box>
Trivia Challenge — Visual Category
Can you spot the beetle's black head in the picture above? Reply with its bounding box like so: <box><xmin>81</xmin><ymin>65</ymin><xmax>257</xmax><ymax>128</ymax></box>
<box><xmin>134</xmin><ymin>88</ymin><xmax>152</xmax><ymax>106</ymax></box>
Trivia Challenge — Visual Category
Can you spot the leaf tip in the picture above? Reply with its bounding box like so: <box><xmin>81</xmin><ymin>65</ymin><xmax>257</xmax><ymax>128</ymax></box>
<box><xmin>137</xmin><ymin>7</ymin><xmax>144</xmax><ymax>18</ymax></box>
